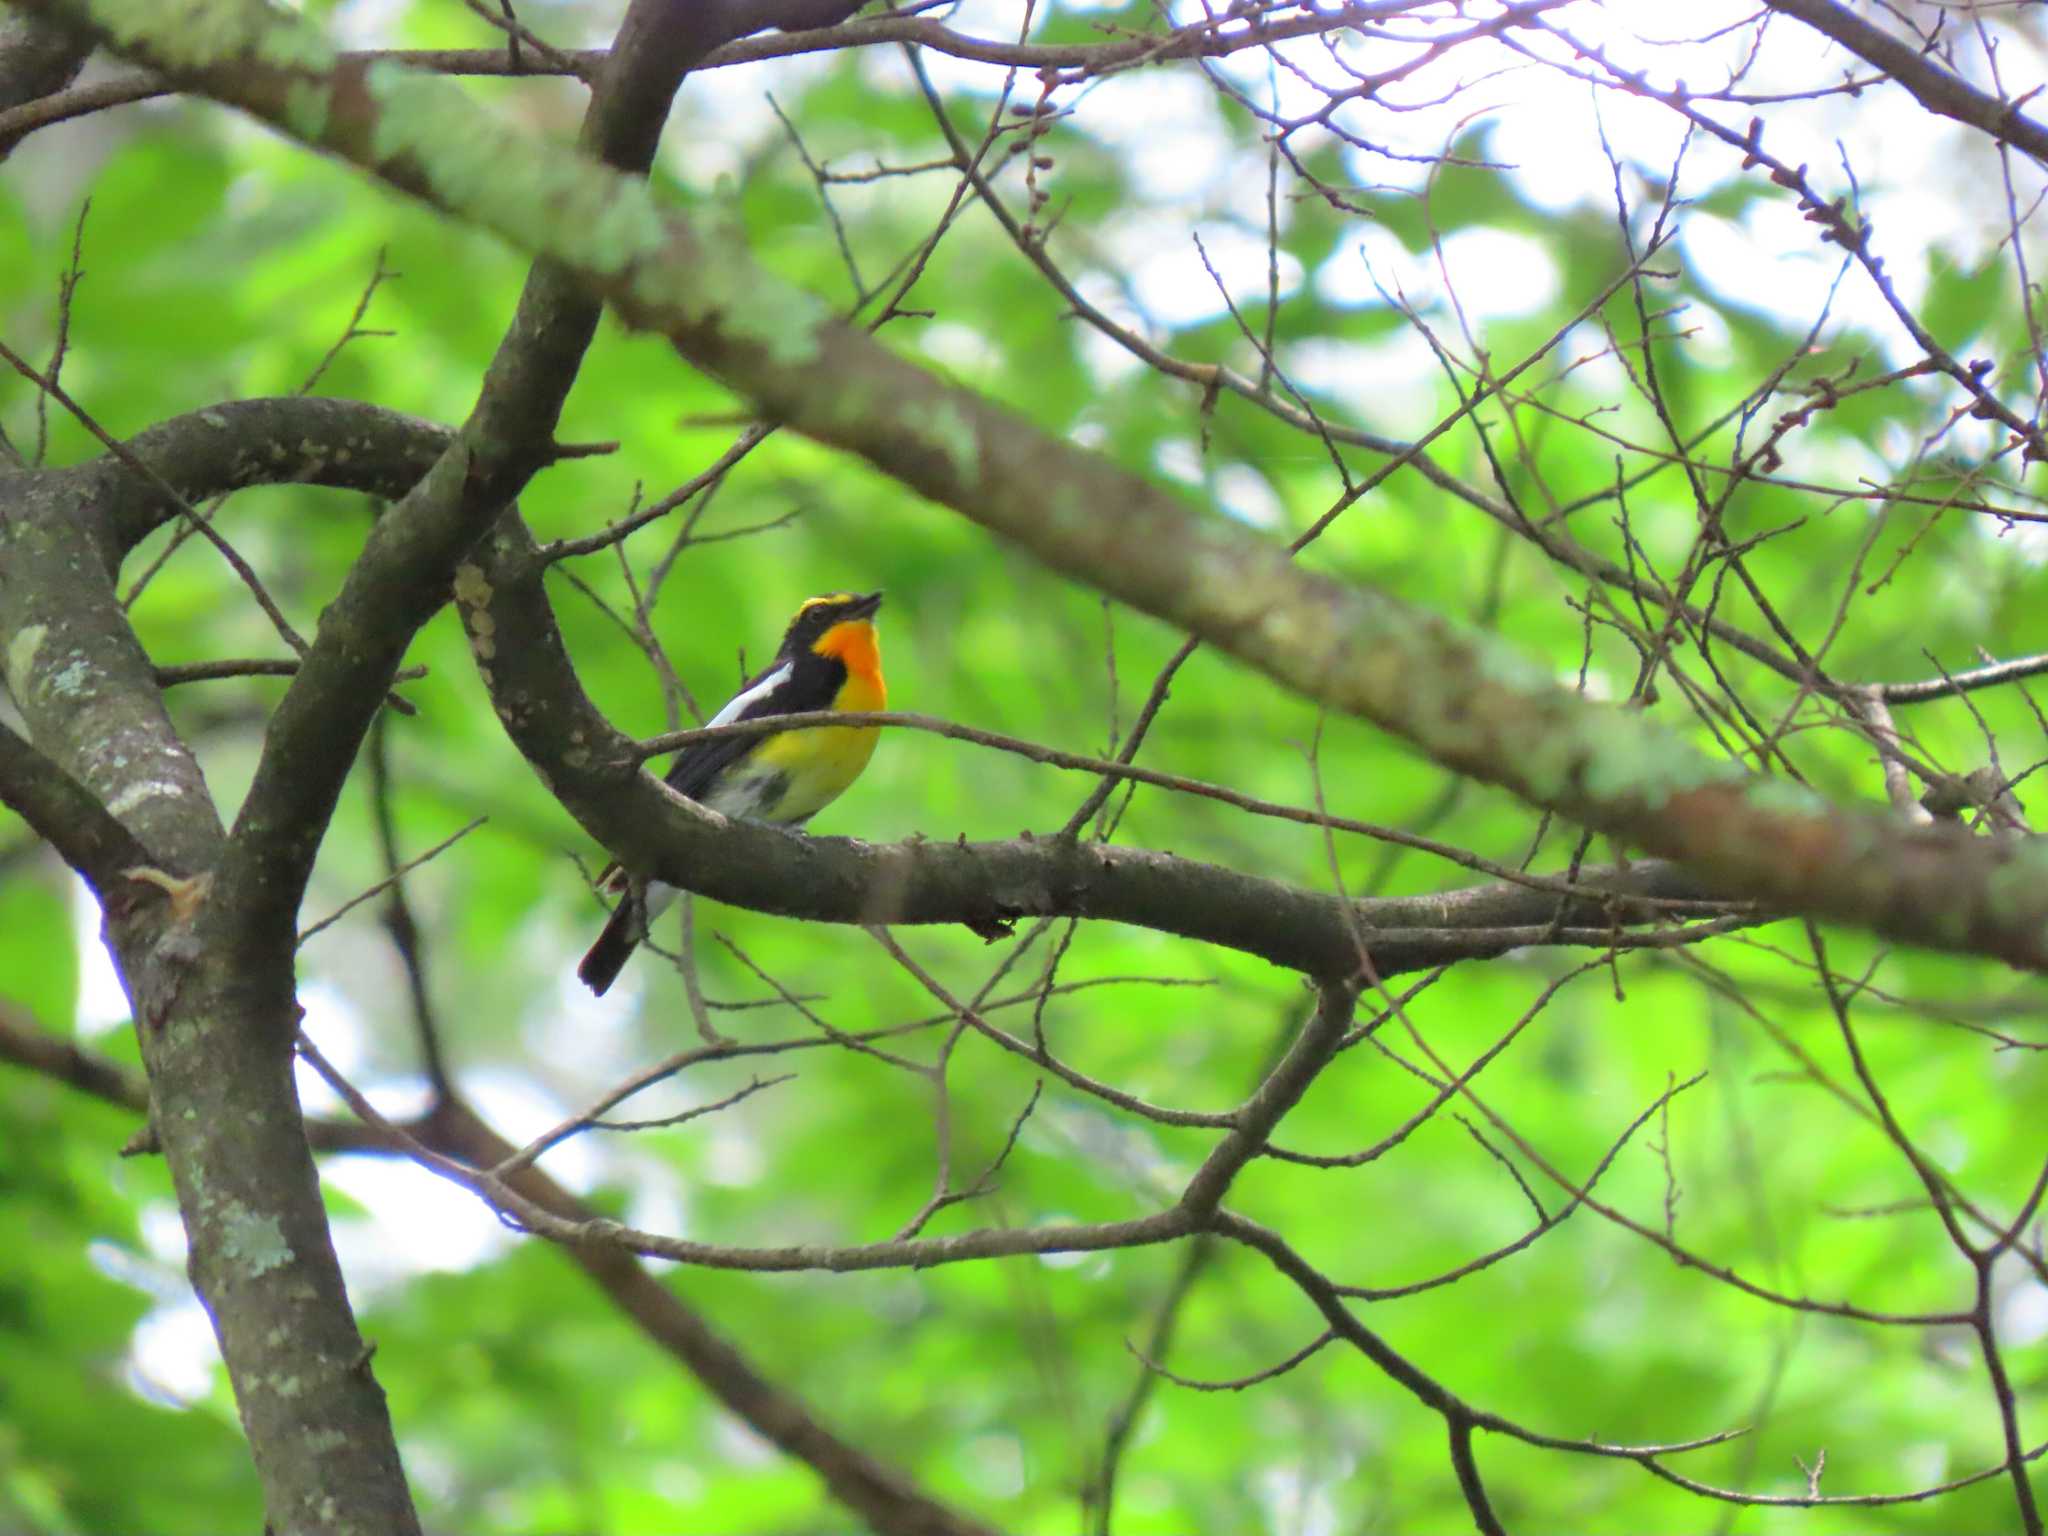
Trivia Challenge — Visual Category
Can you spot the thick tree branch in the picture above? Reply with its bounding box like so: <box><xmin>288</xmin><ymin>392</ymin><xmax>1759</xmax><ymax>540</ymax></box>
<box><xmin>0</xmin><ymin>719</ymin><xmax>154</xmax><ymax>893</ymax></box>
<box><xmin>0</xmin><ymin>994</ymin><xmax>150</xmax><ymax>1111</ymax></box>
<box><xmin>0</xmin><ymin>64</ymin><xmax>155</xmax><ymax>142</ymax></box>
<box><xmin>0</xmin><ymin>997</ymin><xmax>406</xmax><ymax>1154</ymax></box>
<box><xmin>8</xmin><ymin>391</ymin><xmax>1743</xmax><ymax>975</ymax></box>
<box><xmin>461</xmin><ymin>512</ymin><xmax>1730</xmax><ymax>978</ymax></box>
<box><xmin>0</xmin><ymin>6</ymin><xmax>89</xmax><ymax>154</ymax></box>
<box><xmin>2</xmin><ymin>5</ymin><xmax>870</xmax><ymax>1530</ymax></box>
<box><xmin>72</xmin><ymin>0</ymin><xmax>847</xmax><ymax>962</ymax></box>
<box><xmin>0</xmin><ymin>4</ymin><xmax>1457</xmax><ymax>148</ymax></box>
<box><xmin>0</xmin><ymin>485</ymin><xmax>218</xmax><ymax>870</ymax></box>
<box><xmin>5</xmin><ymin>0</ymin><xmax>808</xmax><ymax>1529</ymax></box>
<box><xmin>51</xmin><ymin>396</ymin><xmax>458</xmax><ymax>566</ymax></box>
<box><xmin>44</xmin><ymin>0</ymin><xmax>2048</xmax><ymax>976</ymax></box>
<box><xmin>10</xmin><ymin>1</ymin><xmax>2045</xmax><ymax>1527</ymax></box>
<box><xmin>0</xmin><ymin>380</ymin><xmax>415</xmax><ymax>1536</ymax></box>
<box><xmin>1763</xmin><ymin>0</ymin><xmax>2048</xmax><ymax>168</ymax></box>
<box><xmin>2</xmin><ymin>8</ymin><xmax>1870</xmax><ymax>727</ymax></box>
<box><xmin>0</xmin><ymin>1005</ymin><xmax>999</xmax><ymax>1536</ymax></box>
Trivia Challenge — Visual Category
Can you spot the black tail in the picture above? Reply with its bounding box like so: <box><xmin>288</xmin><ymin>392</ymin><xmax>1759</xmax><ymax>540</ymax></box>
<box><xmin>577</xmin><ymin>901</ymin><xmax>639</xmax><ymax>995</ymax></box>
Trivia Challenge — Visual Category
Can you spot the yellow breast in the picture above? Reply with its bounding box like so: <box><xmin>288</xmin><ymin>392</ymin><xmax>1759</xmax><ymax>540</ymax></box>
<box><xmin>740</xmin><ymin>717</ymin><xmax>878</xmax><ymax>823</ymax></box>
<box><xmin>722</xmin><ymin>618</ymin><xmax>884</xmax><ymax>825</ymax></box>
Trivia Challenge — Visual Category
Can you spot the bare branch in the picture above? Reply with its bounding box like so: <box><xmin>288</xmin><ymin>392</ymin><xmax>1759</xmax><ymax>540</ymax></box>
<box><xmin>70</xmin><ymin>0</ymin><xmax>2048</xmax><ymax>977</ymax></box>
<box><xmin>1763</xmin><ymin>0</ymin><xmax>2048</xmax><ymax>167</ymax></box>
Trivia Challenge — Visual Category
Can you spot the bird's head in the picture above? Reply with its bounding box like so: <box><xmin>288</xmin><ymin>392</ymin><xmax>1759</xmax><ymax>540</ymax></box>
<box><xmin>779</xmin><ymin>590</ymin><xmax>884</xmax><ymax>673</ymax></box>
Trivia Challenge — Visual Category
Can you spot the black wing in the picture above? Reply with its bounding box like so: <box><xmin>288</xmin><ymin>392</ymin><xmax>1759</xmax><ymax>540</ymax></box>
<box><xmin>662</xmin><ymin>657</ymin><xmax>795</xmax><ymax>801</ymax></box>
<box><xmin>663</xmin><ymin>649</ymin><xmax>845</xmax><ymax>799</ymax></box>
<box><xmin>594</xmin><ymin>654</ymin><xmax>841</xmax><ymax>891</ymax></box>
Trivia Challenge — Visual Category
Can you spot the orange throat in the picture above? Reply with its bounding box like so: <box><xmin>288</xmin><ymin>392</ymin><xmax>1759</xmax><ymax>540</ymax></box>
<box><xmin>818</xmin><ymin>619</ymin><xmax>886</xmax><ymax>710</ymax></box>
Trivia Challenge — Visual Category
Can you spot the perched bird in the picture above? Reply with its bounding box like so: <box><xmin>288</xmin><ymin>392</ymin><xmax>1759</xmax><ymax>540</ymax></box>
<box><xmin>577</xmin><ymin>591</ymin><xmax>886</xmax><ymax>995</ymax></box>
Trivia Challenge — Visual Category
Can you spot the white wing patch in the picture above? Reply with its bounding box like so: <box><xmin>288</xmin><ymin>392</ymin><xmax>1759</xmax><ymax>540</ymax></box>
<box><xmin>706</xmin><ymin>661</ymin><xmax>791</xmax><ymax>727</ymax></box>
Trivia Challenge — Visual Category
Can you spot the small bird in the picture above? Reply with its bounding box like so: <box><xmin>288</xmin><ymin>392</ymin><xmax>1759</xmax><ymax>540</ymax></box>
<box><xmin>577</xmin><ymin>591</ymin><xmax>886</xmax><ymax>995</ymax></box>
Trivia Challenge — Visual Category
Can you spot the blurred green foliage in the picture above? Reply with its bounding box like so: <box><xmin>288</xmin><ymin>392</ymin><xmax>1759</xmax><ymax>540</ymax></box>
<box><xmin>3</xmin><ymin>3</ymin><xmax>2047</xmax><ymax>1532</ymax></box>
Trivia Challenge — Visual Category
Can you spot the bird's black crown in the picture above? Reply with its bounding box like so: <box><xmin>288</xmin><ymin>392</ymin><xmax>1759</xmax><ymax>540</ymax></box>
<box><xmin>779</xmin><ymin>591</ymin><xmax>883</xmax><ymax>657</ymax></box>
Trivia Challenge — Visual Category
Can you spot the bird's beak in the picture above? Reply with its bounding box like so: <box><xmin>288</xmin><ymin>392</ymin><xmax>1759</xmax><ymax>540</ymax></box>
<box><xmin>848</xmin><ymin>590</ymin><xmax>883</xmax><ymax>619</ymax></box>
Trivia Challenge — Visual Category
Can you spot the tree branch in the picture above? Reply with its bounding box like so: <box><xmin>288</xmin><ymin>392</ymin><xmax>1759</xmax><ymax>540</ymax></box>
<box><xmin>78</xmin><ymin>0</ymin><xmax>860</xmax><ymax>958</ymax></box>
<box><xmin>49</xmin><ymin>0</ymin><xmax>2048</xmax><ymax>976</ymax></box>
<box><xmin>0</xmin><ymin>1003</ymin><xmax>1002</xmax><ymax>1536</ymax></box>
<box><xmin>414</xmin><ymin>1096</ymin><xmax>1004</xmax><ymax>1536</ymax></box>
<box><xmin>1</xmin><ymin>5</ymin><xmax>883</xmax><ymax>1527</ymax></box>
<box><xmin>0</xmin><ymin>384</ymin><xmax>416</xmax><ymax>1536</ymax></box>
<box><xmin>0</xmin><ymin>997</ymin><xmax>407</xmax><ymax>1154</ymax></box>
<box><xmin>464</xmin><ymin>506</ymin><xmax>1739</xmax><ymax>976</ymax></box>
<box><xmin>0</xmin><ymin>4</ymin><xmax>1466</xmax><ymax>149</ymax></box>
<box><xmin>49</xmin><ymin>396</ymin><xmax>457</xmax><ymax>566</ymax></box>
<box><xmin>1763</xmin><ymin>0</ymin><xmax>2048</xmax><ymax>168</ymax></box>
<box><xmin>6</xmin><ymin>388</ymin><xmax>1749</xmax><ymax>982</ymax></box>
<box><xmin>0</xmin><ymin>718</ymin><xmax>154</xmax><ymax>894</ymax></box>
<box><xmin>0</xmin><ymin>6</ymin><xmax>90</xmax><ymax>155</ymax></box>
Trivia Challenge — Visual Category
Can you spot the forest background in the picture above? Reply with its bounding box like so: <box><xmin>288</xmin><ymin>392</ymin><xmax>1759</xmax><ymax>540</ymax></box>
<box><xmin>3</xmin><ymin>0</ymin><xmax>2048</xmax><ymax>1532</ymax></box>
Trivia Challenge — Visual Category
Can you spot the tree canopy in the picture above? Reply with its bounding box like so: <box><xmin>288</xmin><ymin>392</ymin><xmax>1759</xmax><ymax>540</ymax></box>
<box><xmin>2</xmin><ymin>1</ymin><xmax>2047</xmax><ymax>1532</ymax></box>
